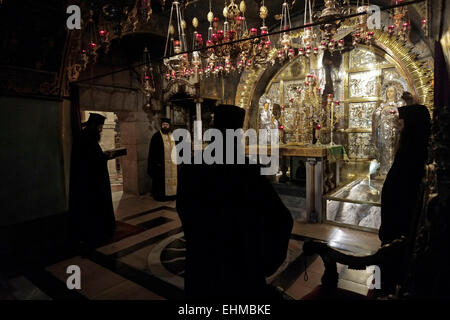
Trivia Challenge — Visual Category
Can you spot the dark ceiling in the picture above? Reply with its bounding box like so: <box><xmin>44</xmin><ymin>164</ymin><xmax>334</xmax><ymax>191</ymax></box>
<box><xmin>0</xmin><ymin>0</ymin><xmax>421</xmax><ymax>72</ymax></box>
<box><xmin>0</xmin><ymin>0</ymin><xmax>67</xmax><ymax>71</ymax></box>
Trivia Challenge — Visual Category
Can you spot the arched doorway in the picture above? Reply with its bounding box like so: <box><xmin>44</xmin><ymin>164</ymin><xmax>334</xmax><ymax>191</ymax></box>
<box><xmin>75</xmin><ymin>33</ymin><xmax>165</xmax><ymax>196</ymax></box>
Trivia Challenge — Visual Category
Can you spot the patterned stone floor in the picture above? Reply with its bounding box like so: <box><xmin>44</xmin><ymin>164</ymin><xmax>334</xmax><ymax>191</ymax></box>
<box><xmin>4</xmin><ymin>192</ymin><xmax>381</xmax><ymax>300</ymax></box>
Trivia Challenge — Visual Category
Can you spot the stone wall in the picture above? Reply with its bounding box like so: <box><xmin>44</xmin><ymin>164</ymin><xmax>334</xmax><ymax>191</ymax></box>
<box><xmin>0</xmin><ymin>96</ymin><xmax>68</xmax><ymax>226</ymax></box>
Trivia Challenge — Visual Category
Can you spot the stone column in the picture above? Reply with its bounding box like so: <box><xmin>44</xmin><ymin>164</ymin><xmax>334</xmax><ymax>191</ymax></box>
<box><xmin>305</xmin><ymin>157</ymin><xmax>324</xmax><ymax>223</ymax></box>
<box><xmin>118</xmin><ymin>111</ymin><xmax>153</xmax><ymax>195</ymax></box>
<box><xmin>305</xmin><ymin>158</ymin><xmax>316</xmax><ymax>222</ymax></box>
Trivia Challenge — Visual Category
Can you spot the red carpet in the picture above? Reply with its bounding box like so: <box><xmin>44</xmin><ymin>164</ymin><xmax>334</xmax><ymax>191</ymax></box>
<box><xmin>108</xmin><ymin>221</ymin><xmax>145</xmax><ymax>244</ymax></box>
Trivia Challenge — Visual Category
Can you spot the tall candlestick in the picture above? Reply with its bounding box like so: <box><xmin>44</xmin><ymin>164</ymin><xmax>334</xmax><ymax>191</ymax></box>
<box><xmin>330</xmin><ymin>101</ymin><xmax>334</xmax><ymax>146</ymax></box>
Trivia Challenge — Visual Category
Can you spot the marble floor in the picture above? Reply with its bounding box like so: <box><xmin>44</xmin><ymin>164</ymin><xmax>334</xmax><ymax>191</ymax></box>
<box><xmin>3</xmin><ymin>191</ymin><xmax>381</xmax><ymax>300</ymax></box>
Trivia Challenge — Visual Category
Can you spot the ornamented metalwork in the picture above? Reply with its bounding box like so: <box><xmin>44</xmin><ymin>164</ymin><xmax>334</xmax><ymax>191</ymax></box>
<box><xmin>283</xmin><ymin>79</ymin><xmax>304</xmax><ymax>105</ymax></box>
<box><xmin>389</xmin><ymin>0</ymin><xmax>410</xmax><ymax>41</ymax></box>
<box><xmin>273</xmin><ymin>57</ymin><xmax>308</xmax><ymax>81</ymax></box>
<box><xmin>276</xmin><ymin>1</ymin><xmax>295</xmax><ymax>62</ymax></box>
<box><xmin>236</xmin><ymin>30</ymin><xmax>434</xmax><ymax>132</ymax></box>
<box><xmin>163</xmin><ymin>1</ymin><xmax>190</xmax><ymax>80</ymax></box>
<box><xmin>374</xmin><ymin>29</ymin><xmax>434</xmax><ymax>112</ymax></box>
<box><xmin>350</xmin><ymin>47</ymin><xmax>390</xmax><ymax>68</ymax></box>
<box><xmin>281</xmin><ymin>102</ymin><xmax>300</xmax><ymax>143</ymax></box>
<box><xmin>258</xmin><ymin>94</ymin><xmax>279</xmax><ymax>141</ymax></box>
<box><xmin>327</xmin><ymin>96</ymin><xmax>343</xmax><ymax>145</ymax></box>
<box><xmin>317</xmin><ymin>0</ymin><xmax>343</xmax><ymax>42</ymax></box>
<box><xmin>380</xmin><ymin>80</ymin><xmax>406</xmax><ymax>104</ymax></box>
<box><xmin>382</xmin><ymin>68</ymin><xmax>408</xmax><ymax>92</ymax></box>
<box><xmin>284</xmin><ymin>74</ymin><xmax>325</xmax><ymax>144</ymax></box>
<box><xmin>351</xmin><ymin>2</ymin><xmax>375</xmax><ymax>47</ymax></box>
<box><xmin>121</xmin><ymin>0</ymin><xmax>152</xmax><ymax>34</ymax></box>
<box><xmin>267</xmin><ymin>82</ymin><xmax>281</xmax><ymax>105</ymax></box>
<box><xmin>349</xmin><ymin>102</ymin><xmax>377</xmax><ymax>128</ymax></box>
<box><xmin>349</xmin><ymin>70</ymin><xmax>378</xmax><ymax>98</ymax></box>
<box><xmin>141</xmin><ymin>47</ymin><xmax>156</xmax><ymax>109</ymax></box>
<box><xmin>348</xmin><ymin>132</ymin><xmax>373</xmax><ymax>159</ymax></box>
<box><xmin>63</xmin><ymin>1</ymin><xmax>155</xmax><ymax>83</ymax></box>
<box><xmin>372</xmin><ymin>86</ymin><xmax>403</xmax><ymax>175</ymax></box>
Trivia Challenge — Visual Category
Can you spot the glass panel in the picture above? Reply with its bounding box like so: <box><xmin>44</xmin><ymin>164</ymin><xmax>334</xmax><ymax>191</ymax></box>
<box><xmin>349</xmin><ymin>70</ymin><xmax>379</xmax><ymax>98</ymax></box>
<box><xmin>348</xmin><ymin>102</ymin><xmax>378</xmax><ymax>128</ymax></box>
<box><xmin>327</xmin><ymin>199</ymin><xmax>381</xmax><ymax>229</ymax></box>
<box><xmin>326</xmin><ymin>178</ymin><xmax>382</xmax><ymax>230</ymax></box>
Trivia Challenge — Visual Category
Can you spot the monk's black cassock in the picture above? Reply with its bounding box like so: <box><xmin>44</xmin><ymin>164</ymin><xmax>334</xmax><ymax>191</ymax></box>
<box><xmin>377</xmin><ymin>104</ymin><xmax>431</xmax><ymax>293</ymax></box>
<box><xmin>148</xmin><ymin>130</ymin><xmax>167</xmax><ymax>201</ymax></box>
<box><xmin>177</xmin><ymin>105</ymin><xmax>293</xmax><ymax>299</ymax></box>
<box><xmin>69</xmin><ymin>126</ymin><xmax>116</xmax><ymax>246</ymax></box>
<box><xmin>379</xmin><ymin>104</ymin><xmax>431</xmax><ymax>244</ymax></box>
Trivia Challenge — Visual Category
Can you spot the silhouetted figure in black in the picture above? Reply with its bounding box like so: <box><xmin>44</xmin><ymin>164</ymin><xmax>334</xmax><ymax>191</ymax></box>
<box><xmin>378</xmin><ymin>94</ymin><xmax>431</xmax><ymax>293</ymax></box>
<box><xmin>69</xmin><ymin>113</ymin><xmax>116</xmax><ymax>247</ymax></box>
<box><xmin>379</xmin><ymin>94</ymin><xmax>431</xmax><ymax>244</ymax></box>
<box><xmin>177</xmin><ymin>104</ymin><xmax>293</xmax><ymax>300</ymax></box>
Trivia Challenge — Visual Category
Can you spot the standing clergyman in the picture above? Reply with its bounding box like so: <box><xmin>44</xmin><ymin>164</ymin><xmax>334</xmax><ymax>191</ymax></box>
<box><xmin>69</xmin><ymin>113</ymin><xmax>117</xmax><ymax>247</ymax></box>
<box><xmin>147</xmin><ymin>117</ymin><xmax>177</xmax><ymax>201</ymax></box>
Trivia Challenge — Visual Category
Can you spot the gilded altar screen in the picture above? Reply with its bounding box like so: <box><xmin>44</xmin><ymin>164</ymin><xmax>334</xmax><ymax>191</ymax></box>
<box><xmin>261</xmin><ymin>45</ymin><xmax>412</xmax><ymax>230</ymax></box>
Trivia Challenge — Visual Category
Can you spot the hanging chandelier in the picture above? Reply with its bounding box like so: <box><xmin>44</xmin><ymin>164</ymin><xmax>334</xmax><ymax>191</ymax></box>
<box><xmin>161</xmin><ymin>0</ymin><xmax>421</xmax><ymax>81</ymax></box>
<box><xmin>68</xmin><ymin>0</ymin><xmax>154</xmax><ymax>78</ymax></box>
<box><xmin>202</xmin><ymin>0</ymin><xmax>273</xmax><ymax>76</ymax></box>
<box><xmin>203</xmin><ymin>0</ymin><xmax>246</xmax><ymax>77</ymax></box>
<box><xmin>351</xmin><ymin>0</ymin><xmax>375</xmax><ymax>46</ymax></box>
<box><xmin>299</xmin><ymin>0</ymin><xmax>320</xmax><ymax>59</ymax></box>
<box><xmin>163</xmin><ymin>1</ymin><xmax>191</xmax><ymax>80</ymax></box>
<box><xmin>276</xmin><ymin>1</ymin><xmax>295</xmax><ymax>63</ymax></box>
<box><xmin>163</xmin><ymin>0</ymin><xmax>274</xmax><ymax>80</ymax></box>
<box><xmin>318</xmin><ymin>0</ymin><xmax>342</xmax><ymax>42</ymax></box>
<box><xmin>237</xmin><ymin>1</ymin><xmax>273</xmax><ymax>72</ymax></box>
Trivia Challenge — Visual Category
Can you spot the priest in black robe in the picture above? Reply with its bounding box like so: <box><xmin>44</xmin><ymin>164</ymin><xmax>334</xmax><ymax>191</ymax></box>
<box><xmin>69</xmin><ymin>113</ymin><xmax>116</xmax><ymax>247</ymax></box>
<box><xmin>176</xmin><ymin>104</ymin><xmax>293</xmax><ymax>300</ymax></box>
<box><xmin>147</xmin><ymin>118</ymin><xmax>177</xmax><ymax>201</ymax></box>
<box><xmin>378</xmin><ymin>97</ymin><xmax>431</xmax><ymax>293</ymax></box>
<box><xmin>379</xmin><ymin>95</ymin><xmax>431</xmax><ymax>244</ymax></box>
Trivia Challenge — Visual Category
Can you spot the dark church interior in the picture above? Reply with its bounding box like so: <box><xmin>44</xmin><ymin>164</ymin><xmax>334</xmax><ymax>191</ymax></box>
<box><xmin>1</xmin><ymin>0</ymin><xmax>449</xmax><ymax>308</ymax></box>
